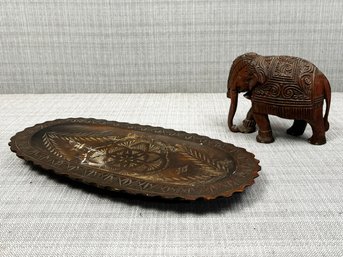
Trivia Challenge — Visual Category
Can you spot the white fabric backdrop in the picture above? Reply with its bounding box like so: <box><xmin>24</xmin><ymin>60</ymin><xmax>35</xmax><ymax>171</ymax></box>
<box><xmin>1</xmin><ymin>0</ymin><xmax>342</xmax><ymax>93</ymax></box>
<box><xmin>0</xmin><ymin>93</ymin><xmax>342</xmax><ymax>256</ymax></box>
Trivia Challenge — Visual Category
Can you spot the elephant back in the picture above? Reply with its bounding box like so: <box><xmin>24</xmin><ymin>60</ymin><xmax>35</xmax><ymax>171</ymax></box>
<box><xmin>251</xmin><ymin>56</ymin><xmax>322</xmax><ymax>119</ymax></box>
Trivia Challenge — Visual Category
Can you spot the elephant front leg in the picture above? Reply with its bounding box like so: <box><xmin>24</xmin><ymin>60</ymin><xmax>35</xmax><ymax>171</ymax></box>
<box><xmin>253</xmin><ymin>113</ymin><xmax>275</xmax><ymax>143</ymax></box>
<box><xmin>287</xmin><ymin>120</ymin><xmax>307</xmax><ymax>136</ymax></box>
<box><xmin>237</xmin><ymin>107</ymin><xmax>256</xmax><ymax>133</ymax></box>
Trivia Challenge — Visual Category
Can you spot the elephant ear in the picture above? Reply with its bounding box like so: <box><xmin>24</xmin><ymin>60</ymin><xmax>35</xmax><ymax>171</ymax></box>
<box><xmin>248</xmin><ymin>74</ymin><xmax>259</xmax><ymax>91</ymax></box>
<box><xmin>249</xmin><ymin>55</ymin><xmax>268</xmax><ymax>85</ymax></box>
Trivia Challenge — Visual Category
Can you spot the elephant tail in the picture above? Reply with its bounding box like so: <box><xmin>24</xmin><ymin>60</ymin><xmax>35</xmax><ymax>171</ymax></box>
<box><xmin>323</xmin><ymin>76</ymin><xmax>331</xmax><ymax>131</ymax></box>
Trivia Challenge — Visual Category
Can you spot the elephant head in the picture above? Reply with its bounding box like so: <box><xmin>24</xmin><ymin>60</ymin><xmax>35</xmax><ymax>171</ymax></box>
<box><xmin>227</xmin><ymin>52</ymin><xmax>265</xmax><ymax>132</ymax></box>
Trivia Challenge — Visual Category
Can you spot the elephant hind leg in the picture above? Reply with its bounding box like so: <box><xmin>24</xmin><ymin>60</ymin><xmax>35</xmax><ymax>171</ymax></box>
<box><xmin>308</xmin><ymin>129</ymin><xmax>326</xmax><ymax>145</ymax></box>
<box><xmin>308</xmin><ymin>116</ymin><xmax>326</xmax><ymax>145</ymax></box>
<box><xmin>287</xmin><ymin>120</ymin><xmax>307</xmax><ymax>136</ymax></box>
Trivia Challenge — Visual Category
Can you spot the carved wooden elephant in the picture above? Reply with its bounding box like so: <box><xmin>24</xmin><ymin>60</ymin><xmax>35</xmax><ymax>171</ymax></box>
<box><xmin>227</xmin><ymin>52</ymin><xmax>331</xmax><ymax>145</ymax></box>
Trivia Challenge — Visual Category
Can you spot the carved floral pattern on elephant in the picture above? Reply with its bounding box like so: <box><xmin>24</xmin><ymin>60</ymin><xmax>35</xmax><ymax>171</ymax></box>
<box><xmin>252</xmin><ymin>56</ymin><xmax>315</xmax><ymax>101</ymax></box>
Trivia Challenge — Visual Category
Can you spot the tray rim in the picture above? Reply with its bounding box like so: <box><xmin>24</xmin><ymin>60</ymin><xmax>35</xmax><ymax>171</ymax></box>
<box><xmin>9</xmin><ymin>117</ymin><xmax>261</xmax><ymax>200</ymax></box>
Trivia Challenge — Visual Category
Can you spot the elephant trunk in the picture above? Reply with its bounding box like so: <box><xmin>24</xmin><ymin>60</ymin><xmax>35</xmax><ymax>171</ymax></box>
<box><xmin>228</xmin><ymin>90</ymin><xmax>239</xmax><ymax>132</ymax></box>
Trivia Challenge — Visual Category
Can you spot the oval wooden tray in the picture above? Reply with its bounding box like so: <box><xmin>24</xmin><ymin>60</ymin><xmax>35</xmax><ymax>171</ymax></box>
<box><xmin>9</xmin><ymin>118</ymin><xmax>260</xmax><ymax>200</ymax></box>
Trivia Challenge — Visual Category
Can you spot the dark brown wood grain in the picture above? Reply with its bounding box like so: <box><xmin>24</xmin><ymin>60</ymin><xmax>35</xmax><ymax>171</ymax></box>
<box><xmin>227</xmin><ymin>52</ymin><xmax>331</xmax><ymax>145</ymax></box>
<box><xmin>9</xmin><ymin>118</ymin><xmax>260</xmax><ymax>200</ymax></box>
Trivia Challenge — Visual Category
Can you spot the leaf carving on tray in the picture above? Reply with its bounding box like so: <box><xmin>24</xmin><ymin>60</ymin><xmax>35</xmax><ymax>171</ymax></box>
<box><xmin>176</xmin><ymin>144</ymin><xmax>231</xmax><ymax>177</ymax></box>
<box><xmin>41</xmin><ymin>132</ymin><xmax>232</xmax><ymax>186</ymax></box>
